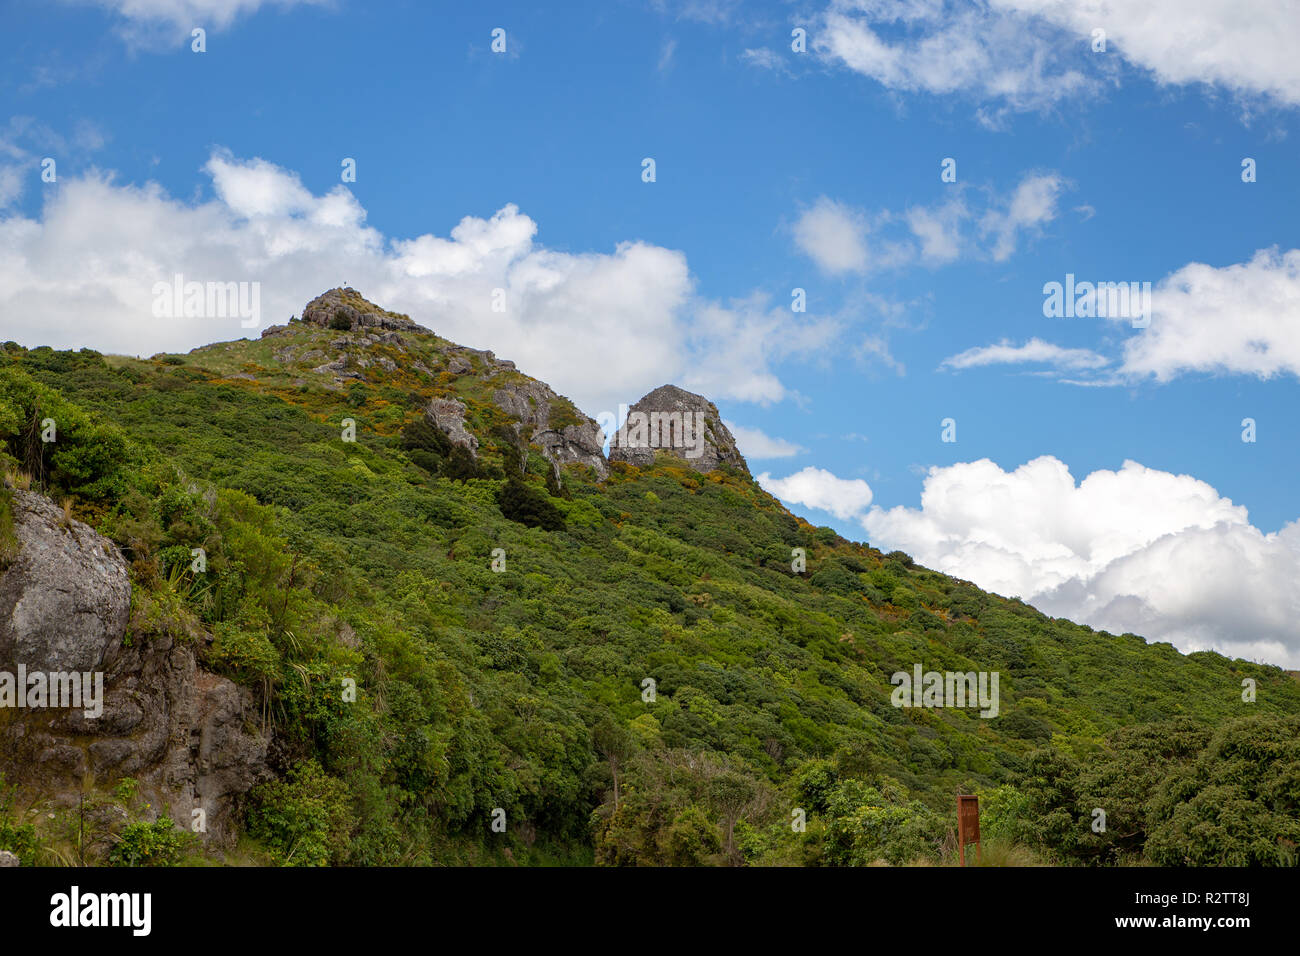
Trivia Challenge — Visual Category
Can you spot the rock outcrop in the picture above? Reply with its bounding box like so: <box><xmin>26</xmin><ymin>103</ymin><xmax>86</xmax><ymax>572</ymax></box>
<box><xmin>491</xmin><ymin>380</ymin><xmax>608</xmax><ymax>478</ymax></box>
<box><xmin>425</xmin><ymin>397</ymin><xmax>479</xmax><ymax>454</ymax></box>
<box><xmin>0</xmin><ymin>489</ymin><xmax>268</xmax><ymax>848</ymax></box>
<box><xmin>0</xmin><ymin>491</ymin><xmax>130</xmax><ymax>675</ymax></box>
<box><xmin>299</xmin><ymin>287</ymin><xmax>428</xmax><ymax>334</ymax></box>
<box><xmin>609</xmin><ymin>385</ymin><xmax>749</xmax><ymax>475</ymax></box>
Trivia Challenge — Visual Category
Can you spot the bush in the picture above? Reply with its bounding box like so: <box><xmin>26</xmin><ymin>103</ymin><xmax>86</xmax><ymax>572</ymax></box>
<box><xmin>328</xmin><ymin>313</ymin><xmax>352</xmax><ymax>331</ymax></box>
<box><xmin>0</xmin><ymin>774</ymin><xmax>38</xmax><ymax>866</ymax></box>
<box><xmin>496</xmin><ymin>476</ymin><xmax>564</xmax><ymax>531</ymax></box>
<box><xmin>666</xmin><ymin>805</ymin><xmax>721</xmax><ymax>865</ymax></box>
<box><xmin>0</xmin><ymin>488</ymin><xmax>17</xmax><ymax>570</ymax></box>
<box><xmin>109</xmin><ymin>819</ymin><xmax>195</xmax><ymax>867</ymax></box>
<box><xmin>247</xmin><ymin>760</ymin><xmax>354</xmax><ymax>866</ymax></box>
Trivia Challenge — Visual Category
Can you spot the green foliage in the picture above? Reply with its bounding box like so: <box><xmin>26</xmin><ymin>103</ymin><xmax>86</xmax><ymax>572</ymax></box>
<box><xmin>0</xmin><ymin>487</ymin><xmax>17</xmax><ymax>569</ymax></box>
<box><xmin>7</xmin><ymin>338</ymin><xmax>1299</xmax><ymax>867</ymax></box>
<box><xmin>666</xmin><ymin>805</ymin><xmax>722</xmax><ymax>865</ymax></box>
<box><xmin>108</xmin><ymin>819</ymin><xmax>195</xmax><ymax>867</ymax></box>
<box><xmin>0</xmin><ymin>774</ymin><xmax>38</xmax><ymax>866</ymax></box>
<box><xmin>0</xmin><ymin>365</ymin><xmax>134</xmax><ymax>501</ymax></box>
<box><xmin>496</xmin><ymin>475</ymin><xmax>565</xmax><ymax>531</ymax></box>
<box><xmin>247</xmin><ymin>759</ymin><xmax>355</xmax><ymax>866</ymax></box>
<box><xmin>1011</xmin><ymin>715</ymin><xmax>1300</xmax><ymax>865</ymax></box>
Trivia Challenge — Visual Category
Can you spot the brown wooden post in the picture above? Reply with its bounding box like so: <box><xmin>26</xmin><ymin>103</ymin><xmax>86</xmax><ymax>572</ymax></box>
<box><xmin>957</xmin><ymin>794</ymin><xmax>980</xmax><ymax>866</ymax></box>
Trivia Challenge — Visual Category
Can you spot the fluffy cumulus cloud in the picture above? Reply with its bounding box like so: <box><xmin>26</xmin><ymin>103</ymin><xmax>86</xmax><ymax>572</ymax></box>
<box><xmin>813</xmin><ymin>0</ymin><xmax>1300</xmax><ymax>112</ymax></box>
<box><xmin>792</xmin><ymin>172</ymin><xmax>1062</xmax><ymax>275</ymax></box>
<box><xmin>860</xmin><ymin>456</ymin><xmax>1300</xmax><ymax>667</ymax></box>
<box><xmin>0</xmin><ymin>150</ymin><xmax>832</xmax><ymax>416</ymax></box>
<box><xmin>1120</xmin><ymin>247</ymin><xmax>1300</xmax><ymax>381</ymax></box>
<box><xmin>757</xmin><ymin>466</ymin><xmax>874</xmax><ymax>520</ymax></box>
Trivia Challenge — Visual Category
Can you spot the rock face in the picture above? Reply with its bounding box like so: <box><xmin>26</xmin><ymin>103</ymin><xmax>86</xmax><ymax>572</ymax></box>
<box><xmin>0</xmin><ymin>490</ymin><xmax>267</xmax><ymax>848</ymax></box>
<box><xmin>0</xmin><ymin>491</ymin><xmax>130</xmax><ymax>675</ymax></box>
<box><xmin>491</xmin><ymin>380</ymin><xmax>608</xmax><ymax>478</ymax></box>
<box><xmin>609</xmin><ymin>385</ymin><xmax>749</xmax><ymax>475</ymax></box>
<box><xmin>425</xmin><ymin>397</ymin><xmax>479</xmax><ymax>454</ymax></box>
<box><xmin>299</xmin><ymin>287</ymin><xmax>427</xmax><ymax>334</ymax></box>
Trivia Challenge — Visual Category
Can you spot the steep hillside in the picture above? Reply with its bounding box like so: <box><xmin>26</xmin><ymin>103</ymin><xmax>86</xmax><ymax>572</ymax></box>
<box><xmin>1</xmin><ymin>289</ymin><xmax>1296</xmax><ymax>867</ymax></box>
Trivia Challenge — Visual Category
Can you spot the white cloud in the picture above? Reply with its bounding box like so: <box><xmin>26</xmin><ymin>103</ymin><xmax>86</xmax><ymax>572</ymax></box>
<box><xmin>793</xmin><ymin>173</ymin><xmax>1062</xmax><ymax>274</ymax></box>
<box><xmin>0</xmin><ymin>168</ymin><xmax>22</xmax><ymax>208</ymax></box>
<box><xmin>814</xmin><ymin>0</ymin><xmax>1300</xmax><ymax>112</ymax></box>
<box><xmin>792</xmin><ymin>197</ymin><xmax>870</xmax><ymax>274</ymax></box>
<box><xmin>945</xmin><ymin>248</ymin><xmax>1300</xmax><ymax>386</ymax></box>
<box><xmin>740</xmin><ymin>47</ymin><xmax>792</xmax><ymax>74</ymax></box>
<box><xmin>861</xmin><ymin>456</ymin><xmax>1300</xmax><ymax>667</ymax></box>
<box><xmin>816</xmin><ymin>0</ymin><xmax>1097</xmax><ymax>115</ymax></box>
<box><xmin>905</xmin><ymin>196</ymin><xmax>966</xmax><ymax>264</ymax></box>
<box><xmin>0</xmin><ymin>117</ymin><xmax>109</xmax><ymax>210</ymax></box>
<box><xmin>757</xmin><ymin>466</ymin><xmax>875</xmax><ymax>520</ymax></box>
<box><xmin>980</xmin><ymin>172</ymin><xmax>1062</xmax><ymax>261</ymax></box>
<box><xmin>725</xmin><ymin>422</ymin><xmax>806</xmax><ymax>459</ymax></box>
<box><xmin>67</xmin><ymin>0</ymin><xmax>325</xmax><ymax>47</ymax></box>
<box><xmin>941</xmin><ymin>337</ymin><xmax>1108</xmax><ymax>371</ymax></box>
<box><xmin>679</xmin><ymin>293</ymin><xmax>839</xmax><ymax>405</ymax></box>
<box><xmin>0</xmin><ymin>150</ymin><xmax>822</xmax><ymax>417</ymax></box>
<box><xmin>658</xmin><ymin>38</ymin><xmax>677</xmax><ymax>73</ymax></box>
<box><xmin>997</xmin><ymin>0</ymin><xmax>1300</xmax><ymax>107</ymax></box>
<box><xmin>854</xmin><ymin>334</ymin><xmax>906</xmax><ymax>375</ymax></box>
<box><xmin>1121</xmin><ymin>247</ymin><xmax>1300</xmax><ymax>381</ymax></box>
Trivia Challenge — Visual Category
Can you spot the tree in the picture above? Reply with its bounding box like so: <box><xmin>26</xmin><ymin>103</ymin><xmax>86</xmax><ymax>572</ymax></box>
<box><xmin>593</xmin><ymin>718</ymin><xmax>636</xmax><ymax>809</ymax></box>
<box><xmin>496</xmin><ymin>476</ymin><xmax>564</xmax><ymax>531</ymax></box>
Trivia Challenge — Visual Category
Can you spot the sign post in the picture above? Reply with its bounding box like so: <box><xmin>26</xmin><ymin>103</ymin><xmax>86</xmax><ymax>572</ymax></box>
<box><xmin>957</xmin><ymin>795</ymin><xmax>980</xmax><ymax>866</ymax></box>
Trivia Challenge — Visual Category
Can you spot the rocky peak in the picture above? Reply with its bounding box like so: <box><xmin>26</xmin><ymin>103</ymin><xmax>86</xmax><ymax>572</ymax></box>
<box><xmin>299</xmin><ymin>288</ymin><xmax>428</xmax><ymax>334</ymax></box>
<box><xmin>609</xmin><ymin>385</ymin><xmax>749</xmax><ymax>475</ymax></box>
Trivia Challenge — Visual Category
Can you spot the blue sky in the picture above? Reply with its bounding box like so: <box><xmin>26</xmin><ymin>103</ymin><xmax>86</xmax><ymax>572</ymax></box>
<box><xmin>3</xmin><ymin>0</ymin><xmax>1300</xmax><ymax>665</ymax></box>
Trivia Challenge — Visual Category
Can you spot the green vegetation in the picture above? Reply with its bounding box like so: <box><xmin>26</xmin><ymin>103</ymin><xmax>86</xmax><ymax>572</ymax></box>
<box><xmin>108</xmin><ymin>820</ymin><xmax>197</xmax><ymax>867</ymax></box>
<box><xmin>2</xmin><ymin>329</ymin><xmax>1297</xmax><ymax>867</ymax></box>
<box><xmin>0</xmin><ymin>773</ymin><xmax>207</xmax><ymax>867</ymax></box>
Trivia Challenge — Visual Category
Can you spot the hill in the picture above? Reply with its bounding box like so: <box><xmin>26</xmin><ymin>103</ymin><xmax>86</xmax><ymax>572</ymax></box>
<box><xmin>1</xmin><ymin>289</ymin><xmax>1297</xmax><ymax>867</ymax></box>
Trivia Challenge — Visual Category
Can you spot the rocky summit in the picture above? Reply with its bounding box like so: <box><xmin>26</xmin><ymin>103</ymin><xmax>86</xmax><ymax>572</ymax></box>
<box><xmin>262</xmin><ymin>290</ymin><xmax>745</xmax><ymax>482</ymax></box>
<box><xmin>609</xmin><ymin>384</ymin><xmax>749</xmax><ymax>476</ymax></box>
<box><xmin>300</xmin><ymin>287</ymin><xmax>428</xmax><ymax>334</ymax></box>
